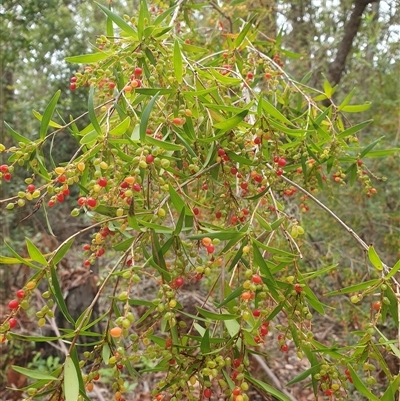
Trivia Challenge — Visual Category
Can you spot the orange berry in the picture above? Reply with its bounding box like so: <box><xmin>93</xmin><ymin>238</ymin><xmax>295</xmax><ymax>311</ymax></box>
<box><xmin>26</xmin><ymin>281</ymin><xmax>36</xmax><ymax>290</ymax></box>
<box><xmin>86</xmin><ymin>382</ymin><xmax>94</xmax><ymax>392</ymax></box>
<box><xmin>110</xmin><ymin>327</ymin><xmax>123</xmax><ymax>338</ymax></box>
<box><xmin>124</xmin><ymin>176</ymin><xmax>135</xmax><ymax>185</ymax></box>
<box><xmin>201</xmin><ymin>237</ymin><xmax>212</xmax><ymax>247</ymax></box>
<box><xmin>241</xmin><ymin>291</ymin><xmax>252</xmax><ymax>300</ymax></box>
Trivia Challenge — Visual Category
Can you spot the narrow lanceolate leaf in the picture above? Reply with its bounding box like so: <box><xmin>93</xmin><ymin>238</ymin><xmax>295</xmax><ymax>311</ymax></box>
<box><xmin>368</xmin><ymin>245</ymin><xmax>383</xmax><ymax>271</ymax></box>
<box><xmin>260</xmin><ymin>98</ymin><xmax>294</xmax><ymax>126</ymax></box>
<box><xmin>4</xmin><ymin>122</ymin><xmax>30</xmax><ymax>144</ymax></box>
<box><xmin>40</xmin><ymin>90</ymin><xmax>61</xmax><ymax>139</ymax></box>
<box><xmin>52</xmin><ymin>238</ymin><xmax>75</xmax><ymax>265</ymax></box>
<box><xmin>25</xmin><ymin>238</ymin><xmax>48</xmax><ymax>266</ymax></box>
<box><xmin>347</xmin><ymin>366</ymin><xmax>380</xmax><ymax>401</ymax></box>
<box><xmin>140</xmin><ymin>93</ymin><xmax>159</xmax><ymax>142</ymax></box>
<box><xmin>12</xmin><ymin>365</ymin><xmax>60</xmax><ymax>381</ymax></box>
<box><xmin>65</xmin><ymin>52</ymin><xmax>111</xmax><ymax>64</ymax></box>
<box><xmin>246</xmin><ymin>376</ymin><xmax>294</xmax><ymax>401</ymax></box>
<box><xmin>88</xmin><ymin>86</ymin><xmax>102</xmax><ymax>136</ymax></box>
<box><xmin>196</xmin><ymin>307</ymin><xmax>239</xmax><ymax>321</ymax></box>
<box><xmin>50</xmin><ymin>265</ymin><xmax>75</xmax><ymax>324</ymax></box>
<box><xmin>386</xmin><ymin>258</ymin><xmax>400</xmax><ymax>280</ymax></box>
<box><xmin>213</xmin><ymin>110</ymin><xmax>248</xmax><ymax>133</ymax></box>
<box><xmin>109</xmin><ymin>116</ymin><xmax>131</xmax><ymax>136</ymax></box>
<box><xmin>360</xmin><ymin>135</ymin><xmax>385</xmax><ymax>158</ymax></box>
<box><xmin>200</xmin><ymin>329</ymin><xmax>211</xmax><ymax>354</ymax></box>
<box><xmin>234</xmin><ymin>15</ymin><xmax>257</xmax><ymax>48</ymax></box>
<box><xmin>33</xmin><ymin>110</ymin><xmax>63</xmax><ymax>128</ymax></box>
<box><xmin>173</xmin><ymin>40</ymin><xmax>183</xmax><ymax>84</ymax></box>
<box><xmin>64</xmin><ymin>356</ymin><xmax>80</xmax><ymax>401</ymax></box>
<box><xmin>337</xmin><ymin>119</ymin><xmax>373</xmax><ymax>139</ymax></box>
<box><xmin>337</xmin><ymin>88</ymin><xmax>355</xmax><ymax>110</ymax></box>
<box><xmin>96</xmin><ymin>2</ymin><xmax>137</xmax><ymax>38</ymax></box>
<box><xmin>340</xmin><ymin>102</ymin><xmax>371</xmax><ymax>113</ymax></box>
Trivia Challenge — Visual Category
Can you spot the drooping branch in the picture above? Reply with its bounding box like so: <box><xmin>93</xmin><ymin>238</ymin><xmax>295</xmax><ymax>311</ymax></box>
<box><xmin>327</xmin><ymin>0</ymin><xmax>378</xmax><ymax>87</ymax></box>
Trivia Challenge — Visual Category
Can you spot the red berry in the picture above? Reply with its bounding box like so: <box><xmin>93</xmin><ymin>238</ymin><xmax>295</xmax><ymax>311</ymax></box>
<box><xmin>240</xmin><ymin>182</ymin><xmax>248</xmax><ymax>190</ymax></box>
<box><xmin>16</xmin><ymin>289</ymin><xmax>25</xmax><ymax>299</ymax></box>
<box><xmin>48</xmin><ymin>199</ymin><xmax>55</xmax><ymax>207</ymax></box>
<box><xmin>265</xmin><ymin>72</ymin><xmax>272</xmax><ymax>79</ymax></box>
<box><xmin>230</xmin><ymin>215</ymin><xmax>238</xmax><ymax>225</ymax></box>
<box><xmin>242</xmin><ymin>208</ymin><xmax>249</xmax><ymax>216</ymax></box>
<box><xmin>87</xmin><ymin>197</ymin><xmax>97</xmax><ymax>208</ymax></box>
<box><xmin>276</xmin><ymin>168</ymin><xmax>283</xmax><ymax>176</ymax></box>
<box><xmin>146</xmin><ymin>154</ymin><xmax>154</xmax><ymax>163</ymax></box>
<box><xmin>70</xmin><ymin>83</ymin><xmax>77</xmax><ymax>90</ymax></box>
<box><xmin>83</xmin><ymin>244</ymin><xmax>91</xmax><ymax>251</ymax></box>
<box><xmin>277</xmin><ymin>334</ymin><xmax>285</xmax><ymax>341</ymax></box>
<box><xmin>215</xmin><ymin>211</ymin><xmax>222</xmax><ymax>219</ymax></box>
<box><xmin>0</xmin><ymin>164</ymin><xmax>8</xmax><ymax>172</ymax></box>
<box><xmin>260</xmin><ymin>324</ymin><xmax>269</xmax><ymax>336</ymax></box>
<box><xmin>120</xmin><ymin>181</ymin><xmax>129</xmax><ymax>189</ymax></box>
<box><xmin>26</xmin><ymin>184</ymin><xmax>35</xmax><ymax>193</ymax></box>
<box><xmin>62</xmin><ymin>187</ymin><xmax>70</xmax><ymax>196</ymax></box>
<box><xmin>254</xmin><ymin>137</ymin><xmax>261</xmax><ymax>145</ymax></box>
<box><xmin>193</xmin><ymin>207</ymin><xmax>200</xmax><ymax>216</ymax></box>
<box><xmin>133</xmin><ymin>183</ymin><xmax>141</xmax><ymax>192</ymax></box>
<box><xmin>134</xmin><ymin>67</ymin><xmax>143</xmax><ymax>76</ymax></box>
<box><xmin>174</xmin><ymin>277</ymin><xmax>184</xmax><ymax>288</ymax></box>
<box><xmin>206</xmin><ymin>244</ymin><xmax>215</xmax><ymax>254</ymax></box>
<box><xmin>93</xmin><ymin>373</ymin><xmax>100</xmax><ymax>381</ymax></box>
<box><xmin>70</xmin><ymin>77</ymin><xmax>77</xmax><ymax>83</ymax></box>
<box><xmin>247</xmin><ymin>72</ymin><xmax>254</xmax><ymax>79</ymax></box>
<box><xmin>3</xmin><ymin>172</ymin><xmax>11</xmax><ymax>181</ymax></box>
<box><xmin>277</xmin><ymin>157</ymin><xmax>287</xmax><ymax>167</ymax></box>
<box><xmin>325</xmin><ymin>389</ymin><xmax>333</xmax><ymax>396</ymax></box>
<box><xmin>251</xmin><ymin>274</ymin><xmax>262</xmax><ymax>284</ymax></box>
<box><xmin>77</xmin><ymin>197</ymin><xmax>87</xmax><ymax>206</ymax></box>
<box><xmin>56</xmin><ymin>193</ymin><xmax>65</xmax><ymax>203</ymax></box>
<box><xmin>254</xmin><ymin>336</ymin><xmax>263</xmax><ymax>344</ymax></box>
<box><xmin>165</xmin><ymin>338</ymin><xmax>173</xmax><ymax>348</ymax></box>
<box><xmin>232</xmin><ymin>387</ymin><xmax>241</xmax><ymax>396</ymax></box>
<box><xmin>172</xmin><ymin>117</ymin><xmax>183</xmax><ymax>125</ymax></box>
<box><xmin>294</xmin><ymin>283</ymin><xmax>303</xmax><ymax>293</ymax></box>
<box><xmin>254</xmin><ymin>174</ymin><xmax>262</xmax><ymax>183</ymax></box>
<box><xmin>109</xmin><ymin>82</ymin><xmax>116</xmax><ymax>89</ymax></box>
<box><xmin>233</xmin><ymin>358</ymin><xmax>241</xmax><ymax>368</ymax></box>
<box><xmin>217</xmin><ymin>148</ymin><xmax>226</xmax><ymax>156</ymax></box>
<box><xmin>96</xmin><ymin>248</ymin><xmax>105</xmax><ymax>257</ymax></box>
<box><xmin>280</xmin><ymin>344</ymin><xmax>289</xmax><ymax>352</ymax></box>
<box><xmin>357</xmin><ymin>159</ymin><xmax>363</xmax><ymax>166</ymax></box>
<box><xmin>203</xmin><ymin>388</ymin><xmax>212</xmax><ymax>398</ymax></box>
<box><xmin>8</xmin><ymin>300</ymin><xmax>19</xmax><ymax>309</ymax></box>
<box><xmin>252</xmin><ymin>309</ymin><xmax>261</xmax><ymax>317</ymax></box>
<box><xmin>372</xmin><ymin>301</ymin><xmax>381</xmax><ymax>311</ymax></box>
<box><xmin>98</xmin><ymin>177</ymin><xmax>107</xmax><ymax>187</ymax></box>
<box><xmin>230</xmin><ymin>167</ymin><xmax>238</xmax><ymax>175</ymax></box>
<box><xmin>57</xmin><ymin>175</ymin><xmax>66</xmax><ymax>183</ymax></box>
<box><xmin>8</xmin><ymin>318</ymin><xmax>17</xmax><ymax>329</ymax></box>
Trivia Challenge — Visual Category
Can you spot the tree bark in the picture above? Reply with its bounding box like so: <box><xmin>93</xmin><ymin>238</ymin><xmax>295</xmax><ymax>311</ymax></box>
<box><xmin>327</xmin><ymin>0</ymin><xmax>378</xmax><ymax>87</ymax></box>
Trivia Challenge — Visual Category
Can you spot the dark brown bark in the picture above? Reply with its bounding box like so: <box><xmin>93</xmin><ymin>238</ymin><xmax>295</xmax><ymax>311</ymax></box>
<box><xmin>327</xmin><ymin>0</ymin><xmax>378</xmax><ymax>87</ymax></box>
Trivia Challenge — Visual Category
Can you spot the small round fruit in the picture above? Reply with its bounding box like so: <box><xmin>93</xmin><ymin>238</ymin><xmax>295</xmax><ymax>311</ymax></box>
<box><xmin>174</xmin><ymin>277</ymin><xmax>184</xmax><ymax>288</ymax></box>
<box><xmin>110</xmin><ymin>327</ymin><xmax>123</xmax><ymax>338</ymax></box>
<box><xmin>251</xmin><ymin>274</ymin><xmax>262</xmax><ymax>284</ymax></box>
<box><xmin>98</xmin><ymin>177</ymin><xmax>107</xmax><ymax>187</ymax></box>
<box><xmin>16</xmin><ymin>289</ymin><xmax>25</xmax><ymax>299</ymax></box>
<box><xmin>9</xmin><ymin>318</ymin><xmax>17</xmax><ymax>329</ymax></box>
<box><xmin>280</xmin><ymin>344</ymin><xmax>289</xmax><ymax>352</ymax></box>
<box><xmin>206</xmin><ymin>244</ymin><xmax>215</xmax><ymax>254</ymax></box>
<box><xmin>26</xmin><ymin>281</ymin><xmax>36</xmax><ymax>290</ymax></box>
<box><xmin>277</xmin><ymin>157</ymin><xmax>287</xmax><ymax>167</ymax></box>
<box><xmin>87</xmin><ymin>198</ymin><xmax>97</xmax><ymax>208</ymax></box>
<box><xmin>8</xmin><ymin>300</ymin><xmax>19</xmax><ymax>309</ymax></box>
<box><xmin>203</xmin><ymin>388</ymin><xmax>212</xmax><ymax>398</ymax></box>
<box><xmin>201</xmin><ymin>237</ymin><xmax>212</xmax><ymax>247</ymax></box>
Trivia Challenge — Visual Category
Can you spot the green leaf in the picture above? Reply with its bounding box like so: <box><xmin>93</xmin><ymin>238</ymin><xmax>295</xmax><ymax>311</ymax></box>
<box><xmin>225</xmin><ymin>150</ymin><xmax>255</xmax><ymax>166</ymax></box>
<box><xmin>52</xmin><ymin>238</ymin><xmax>75</xmax><ymax>265</ymax></box>
<box><xmin>137</xmin><ymin>0</ymin><xmax>149</xmax><ymax>40</ymax></box>
<box><xmin>174</xmin><ymin>207</ymin><xmax>185</xmax><ymax>235</ymax></box>
<box><xmin>102</xmin><ymin>343</ymin><xmax>111</xmax><ymax>365</ymax></box>
<box><xmin>261</xmin><ymin>98</ymin><xmax>293</xmax><ymax>126</ymax></box>
<box><xmin>33</xmin><ymin>110</ymin><xmax>63</xmax><ymax>128</ymax></box>
<box><xmin>145</xmin><ymin>135</ymin><xmax>183</xmax><ymax>151</ymax></box>
<box><xmin>88</xmin><ymin>86</ymin><xmax>102</xmax><ymax>136</ymax></box>
<box><xmin>196</xmin><ymin>307</ymin><xmax>239</xmax><ymax>321</ymax></box>
<box><xmin>140</xmin><ymin>93</ymin><xmax>159</xmax><ymax>142</ymax></box>
<box><xmin>109</xmin><ymin>117</ymin><xmax>130</xmax><ymax>136</ymax></box>
<box><xmin>213</xmin><ymin>110</ymin><xmax>249</xmax><ymax>133</ymax></box>
<box><xmin>368</xmin><ymin>245</ymin><xmax>383</xmax><ymax>271</ymax></box>
<box><xmin>255</xmin><ymin>213</ymin><xmax>272</xmax><ymax>232</ymax></box>
<box><xmin>337</xmin><ymin>120</ymin><xmax>373</xmax><ymax>139</ymax></box>
<box><xmin>234</xmin><ymin>15</ymin><xmax>256</xmax><ymax>48</ymax></box>
<box><xmin>65</xmin><ymin>52</ymin><xmax>111</xmax><ymax>64</ymax></box>
<box><xmin>188</xmin><ymin>231</ymin><xmax>246</xmax><ymax>241</ymax></box>
<box><xmin>341</xmin><ymin>102</ymin><xmax>371</xmax><ymax>113</ymax></box>
<box><xmin>40</xmin><ymin>90</ymin><xmax>61</xmax><ymax>139</ymax></box>
<box><xmin>322</xmin><ymin>73</ymin><xmax>333</xmax><ymax>98</ymax></box>
<box><xmin>364</xmin><ymin>148</ymin><xmax>400</xmax><ymax>158</ymax></box>
<box><xmin>25</xmin><ymin>238</ymin><xmax>48</xmax><ymax>266</ymax></box>
<box><xmin>246</xmin><ymin>375</ymin><xmax>294</xmax><ymax>401</ymax></box>
<box><xmin>200</xmin><ymin>329</ymin><xmax>211</xmax><ymax>354</ymax></box>
<box><xmin>337</xmin><ymin>88</ymin><xmax>355</xmax><ymax>110</ymax></box>
<box><xmin>4</xmin><ymin>122</ymin><xmax>30</xmax><ymax>144</ymax></box>
<box><xmin>252</xmin><ymin>242</ymin><xmax>276</xmax><ymax>284</ymax></box>
<box><xmin>347</xmin><ymin>366</ymin><xmax>380</xmax><ymax>401</ymax></box>
<box><xmin>382</xmin><ymin>375</ymin><xmax>400</xmax><ymax>401</ymax></box>
<box><xmin>3</xmin><ymin>241</ymin><xmax>39</xmax><ymax>269</ymax></box>
<box><xmin>173</xmin><ymin>40</ymin><xmax>183</xmax><ymax>84</ymax></box>
<box><xmin>217</xmin><ymin>286</ymin><xmax>243</xmax><ymax>308</ymax></box>
<box><xmin>286</xmin><ymin>364</ymin><xmax>320</xmax><ymax>386</ymax></box>
<box><xmin>324</xmin><ymin>279</ymin><xmax>379</xmax><ymax>296</ymax></box>
<box><xmin>386</xmin><ymin>258</ymin><xmax>400</xmax><ymax>280</ymax></box>
<box><xmin>360</xmin><ymin>135</ymin><xmax>384</xmax><ymax>158</ymax></box>
<box><xmin>224</xmin><ymin>319</ymin><xmax>240</xmax><ymax>338</ymax></box>
<box><xmin>96</xmin><ymin>2</ymin><xmax>138</xmax><ymax>38</ymax></box>
<box><xmin>64</xmin><ymin>356</ymin><xmax>80</xmax><ymax>401</ymax></box>
<box><xmin>12</xmin><ymin>365</ymin><xmax>60</xmax><ymax>381</ymax></box>
<box><xmin>50</xmin><ymin>265</ymin><xmax>75</xmax><ymax>324</ymax></box>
